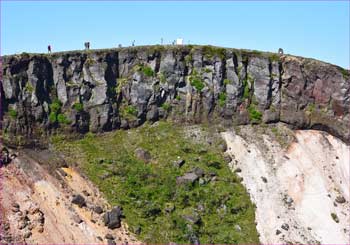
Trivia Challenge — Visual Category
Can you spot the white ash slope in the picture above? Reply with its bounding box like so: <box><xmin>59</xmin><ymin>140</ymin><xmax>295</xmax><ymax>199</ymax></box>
<box><xmin>222</xmin><ymin>126</ymin><xmax>349</xmax><ymax>244</ymax></box>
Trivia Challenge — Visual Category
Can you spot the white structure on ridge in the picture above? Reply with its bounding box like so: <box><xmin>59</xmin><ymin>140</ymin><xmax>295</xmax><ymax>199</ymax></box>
<box><xmin>176</xmin><ymin>38</ymin><xmax>183</xmax><ymax>45</ymax></box>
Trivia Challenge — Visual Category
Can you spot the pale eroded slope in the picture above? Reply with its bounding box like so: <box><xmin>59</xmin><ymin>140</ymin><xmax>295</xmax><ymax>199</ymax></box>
<box><xmin>222</xmin><ymin>128</ymin><xmax>349</xmax><ymax>244</ymax></box>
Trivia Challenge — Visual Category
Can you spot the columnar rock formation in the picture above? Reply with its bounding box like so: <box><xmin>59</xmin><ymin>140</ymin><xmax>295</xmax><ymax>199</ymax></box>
<box><xmin>1</xmin><ymin>45</ymin><xmax>349</xmax><ymax>144</ymax></box>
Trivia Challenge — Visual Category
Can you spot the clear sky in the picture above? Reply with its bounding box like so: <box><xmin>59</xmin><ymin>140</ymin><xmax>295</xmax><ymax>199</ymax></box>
<box><xmin>1</xmin><ymin>1</ymin><xmax>349</xmax><ymax>68</ymax></box>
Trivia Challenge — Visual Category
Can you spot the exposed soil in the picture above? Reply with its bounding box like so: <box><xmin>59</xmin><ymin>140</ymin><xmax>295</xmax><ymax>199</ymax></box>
<box><xmin>0</xmin><ymin>146</ymin><xmax>139</xmax><ymax>244</ymax></box>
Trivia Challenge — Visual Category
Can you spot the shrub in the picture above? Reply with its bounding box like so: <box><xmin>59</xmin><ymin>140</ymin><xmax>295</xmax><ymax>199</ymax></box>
<box><xmin>73</xmin><ymin>103</ymin><xmax>84</xmax><ymax>112</ymax></box>
<box><xmin>176</xmin><ymin>95</ymin><xmax>181</xmax><ymax>100</ymax></box>
<box><xmin>158</xmin><ymin>72</ymin><xmax>167</xmax><ymax>84</ymax></box>
<box><xmin>85</xmin><ymin>57</ymin><xmax>95</xmax><ymax>66</ymax></box>
<box><xmin>49</xmin><ymin>112</ymin><xmax>57</xmax><ymax>123</ymax></box>
<box><xmin>307</xmin><ymin>103</ymin><xmax>316</xmax><ymax>113</ymax></box>
<box><xmin>204</xmin><ymin>67</ymin><xmax>212</xmax><ymax>73</ymax></box>
<box><xmin>269</xmin><ymin>54</ymin><xmax>280</xmax><ymax>62</ymax></box>
<box><xmin>251</xmin><ymin>50</ymin><xmax>262</xmax><ymax>55</ymax></box>
<box><xmin>247</xmin><ymin>104</ymin><xmax>262</xmax><ymax>123</ymax></box>
<box><xmin>161</xmin><ymin>103</ymin><xmax>171</xmax><ymax>111</ymax></box>
<box><xmin>8</xmin><ymin>109</ymin><xmax>18</xmax><ymax>119</ymax></box>
<box><xmin>57</xmin><ymin>114</ymin><xmax>71</xmax><ymax>124</ymax></box>
<box><xmin>116</xmin><ymin>78</ymin><xmax>128</xmax><ymax>94</ymax></box>
<box><xmin>120</xmin><ymin>105</ymin><xmax>138</xmax><ymax>119</ymax></box>
<box><xmin>202</xmin><ymin>45</ymin><xmax>226</xmax><ymax>60</ymax></box>
<box><xmin>126</xmin><ymin>105</ymin><xmax>137</xmax><ymax>116</ymax></box>
<box><xmin>185</xmin><ymin>54</ymin><xmax>192</xmax><ymax>65</ymax></box>
<box><xmin>25</xmin><ymin>83</ymin><xmax>34</xmax><ymax>93</ymax></box>
<box><xmin>218</xmin><ymin>92</ymin><xmax>227</xmax><ymax>107</ymax></box>
<box><xmin>190</xmin><ymin>78</ymin><xmax>204</xmax><ymax>92</ymax></box>
<box><xmin>142</xmin><ymin>66</ymin><xmax>154</xmax><ymax>77</ymax></box>
<box><xmin>189</xmin><ymin>71</ymin><xmax>205</xmax><ymax>92</ymax></box>
<box><xmin>50</xmin><ymin>99</ymin><xmax>62</xmax><ymax>113</ymax></box>
<box><xmin>243</xmin><ymin>79</ymin><xmax>250</xmax><ymax>99</ymax></box>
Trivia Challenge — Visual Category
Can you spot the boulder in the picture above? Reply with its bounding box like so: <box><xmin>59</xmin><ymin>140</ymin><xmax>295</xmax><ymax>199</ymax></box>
<box><xmin>224</xmin><ymin>155</ymin><xmax>232</xmax><ymax>163</ymax></box>
<box><xmin>192</xmin><ymin>167</ymin><xmax>205</xmax><ymax>177</ymax></box>
<box><xmin>103</xmin><ymin>206</ymin><xmax>123</xmax><ymax>229</ymax></box>
<box><xmin>93</xmin><ymin>205</ymin><xmax>104</xmax><ymax>214</ymax></box>
<box><xmin>72</xmin><ymin>214</ymin><xmax>83</xmax><ymax>224</ymax></box>
<box><xmin>135</xmin><ymin>148</ymin><xmax>151</xmax><ymax>163</ymax></box>
<box><xmin>105</xmin><ymin>234</ymin><xmax>114</xmax><ymax>240</ymax></box>
<box><xmin>107</xmin><ymin>239</ymin><xmax>116</xmax><ymax>245</ymax></box>
<box><xmin>173</xmin><ymin>159</ymin><xmax>185</xmax><ymax>168</ymax></box>
<box><xmin>23</xmin><ymin>231</ymin><xmax>32</xmax><ymax>239</ymax></box>
<box><xmin>281</xmin><ymin>223</ymin><xmax>289</xmax><ymax>231</ymax></box>
<box><xmin>176</xmin><ymin>172</ymin><xmax>199</xmax><ymax>185</ymax></box>
<box><xmin>183</xmin><ymin>213</ymin><xmax>201</xmax><ymax>224</ymax></box>
<box><xmin>335</xmin><ymin>196</ymin><xmax>346</xmax><ymax>204</ymax></box>
<box><xmin>71</xmin><ymin>194</ymin><xmax>86</xmax><ymax>208</ymax></box>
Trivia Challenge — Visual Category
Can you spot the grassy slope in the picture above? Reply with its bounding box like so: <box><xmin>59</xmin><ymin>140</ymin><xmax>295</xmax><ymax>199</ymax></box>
<box><xmin>52</xmin><ymin>122</ymin><xmax>259</xmax><ymax>244</ymax></box>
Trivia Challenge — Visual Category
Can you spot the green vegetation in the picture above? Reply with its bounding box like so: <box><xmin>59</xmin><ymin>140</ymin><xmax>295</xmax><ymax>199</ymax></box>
<box><xmin>223</xmin><ymin>79</ymin><xmax>231</xmax><ymax>85</ymax></box>
<box><xmin>25</xmin><ymin>83</ymin><xmax>34</xmax><ymax>93</ymax></box>
<box><xmin>271</xmin><ymin>127</ymin><xmax>278</xmax><ymax>134</ymax></box>
<box><xmin>190</xmin><ymin>77</ymin><xmax>205</xmax><ymax>92</ymax></box>
<box><xmin>269</xmin><ymin>54</ymin><xmax>280</xmax><ymax>62</ymax></box>
<box><xmin>218</xmin><ymin>92</ymin><xmax>227</xmax><ymax>107</ymax></box>
<box><xmin>85</xmin><ymin>57</ymin><xmax>95</xmax><ymax>66</ymax></box>
<box><xmin>48</xmin><ymin>99</ymin><xmax>69</xmax><ymax>125</ymax></box>
<box><xmin>306</xmin><ymin>103</ymin><xmax>316</xmax><ymax>113</ymax></box>
<box><xmin>49</xmin><ymin>112</ymin><xmax>57</xmax><ymax>123</ymax></box>
<box><xmin>161</xmin><ymin>102</ymin><xmax>171</xmax><ymax>112</ymax></box>
<box><xmin>189</xmin><ymin>70</ymin><xmax>205</xmax><ymax>92</ymax></box>
<box><xmin>8</xmin><ymin>109</ymin><xmax>18</xmax><ymax>119</ymax></box>
<box><xmin>184</xmin><ymin>54</ymin><xmax>193</xmax><ymax>65</ymax></box>
<box><xmin>247</xmin><ymin>104</ymin><xmax>262</xmax><ymax>123</ymax></box>
<box><xmin>251</xmin><ymin>50</ymin><xmax>262</xmax><ymax>55</ymax></box>
<box><xmin>50</xmin><ymin>99</ymin><xmax>62</xmax><ymax>113</ymax></box>
<box><xmin>73</xmin><ymin>103</ymin><xmax>84</xmax><ymax>112</ymax></box>
<box><xmin>243</xmin><ymin>79</ymin><xmax>250</xmax><ymax>99</ymax></box>
<box><xmin>120</xmin><ymin>104</ymin><xmax>138</xmax><ymax>120</ymax></box>
<box><xmin>21</xmin><ymin>52</ymin><xmax>30</xmax><ymax>58</ymax></box>
<box><xmin>202</xmin><ymin>45</ymin><xmax>226</xmax><ymax>60</ymax></box>
<box><xmin>57</xmin><ymin>114</ymin><xmax>71</xmax><ymax>124</ymax></box>
<box><xmin>237</xmin><ymin>65</ymin><xmax>243</xmax><ymax>76</ymax></box>
<box><xmin>176</xmin><ymin>95</ymin><xmax>181</xmax><ymax>101</ymax></box>
<box><xmin>158</xmin><ymin>72</ymin><xmax>167</xmax><ymax>84</ymax></box>
<box><xmin>116</xmin><ymin>78</ymin><xmax>128</xmax><ymax>94</ymax></box>
<box><xmin>52</xmin><ymin>122</ymin><xmax>259</xmax><ymax>244</ymax></box>
<box><xmin>204</xmin><ymin>67</ymin><xmax>212</xmax><ymax>73</ymax></box>
<box><xmin>142</xmin><ymin>66</ymin><xmax>155</xmax><ymax>77</ymax></box>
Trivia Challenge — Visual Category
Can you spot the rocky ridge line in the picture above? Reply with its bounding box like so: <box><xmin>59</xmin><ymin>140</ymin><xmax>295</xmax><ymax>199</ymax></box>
<box><xmin>1</xmin><ymin>45</ymin><xmax>349</xmax><ymax>145</ymax></box>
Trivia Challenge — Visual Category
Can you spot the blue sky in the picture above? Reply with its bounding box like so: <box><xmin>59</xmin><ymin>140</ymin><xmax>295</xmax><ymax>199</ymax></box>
<box><xmin>1</xmin><ymin>1</ymin><xmax>349</xmax><ymax>68</ymax></box>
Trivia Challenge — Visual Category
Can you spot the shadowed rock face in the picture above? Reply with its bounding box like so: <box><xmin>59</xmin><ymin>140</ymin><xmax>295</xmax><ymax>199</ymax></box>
<box><xmin>1</xmin><ymin>45</ymin><xmax>349</xmax><ymax>144</ymax></box>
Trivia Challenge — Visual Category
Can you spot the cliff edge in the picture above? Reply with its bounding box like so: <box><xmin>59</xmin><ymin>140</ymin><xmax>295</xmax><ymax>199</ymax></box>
<box><xmin>1</xmin><ymin>45</ymin><xmax>349</xmax><ymax>145</ymax></box>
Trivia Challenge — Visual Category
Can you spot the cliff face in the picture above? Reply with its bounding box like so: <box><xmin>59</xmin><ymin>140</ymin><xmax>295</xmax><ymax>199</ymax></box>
<box><xmin>1</xmin><ymin>45</ymin><xmax>349</xmax><ymax>144</ymax></box>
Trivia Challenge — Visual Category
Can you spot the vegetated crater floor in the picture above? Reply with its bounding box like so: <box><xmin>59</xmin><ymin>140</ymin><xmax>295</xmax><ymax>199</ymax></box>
<box><xmin>222</xmin><ymin>124</ymin><xmax>350</xmax><ymax>244</ymax></box>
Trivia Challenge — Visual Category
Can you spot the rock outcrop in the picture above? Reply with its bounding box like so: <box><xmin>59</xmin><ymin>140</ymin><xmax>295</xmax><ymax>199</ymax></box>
<box><xmin>1</xmin><ymin>45</ymin><xmax>349</xmax><ymax>145</ymax></box>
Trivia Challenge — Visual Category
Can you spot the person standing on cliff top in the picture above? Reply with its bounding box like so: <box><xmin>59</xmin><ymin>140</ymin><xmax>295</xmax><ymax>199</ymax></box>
<box><xmin>48</xmin><ymin>45</ymin><xmax>51</xmax><ymax>54</ymax></box>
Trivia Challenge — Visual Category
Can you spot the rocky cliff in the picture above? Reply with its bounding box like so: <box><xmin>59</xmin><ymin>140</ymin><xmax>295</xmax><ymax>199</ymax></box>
<box><xmin>1</xmin><ymin>45</ymin><xmax>349</xmax><ymax>145</ymax></box>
